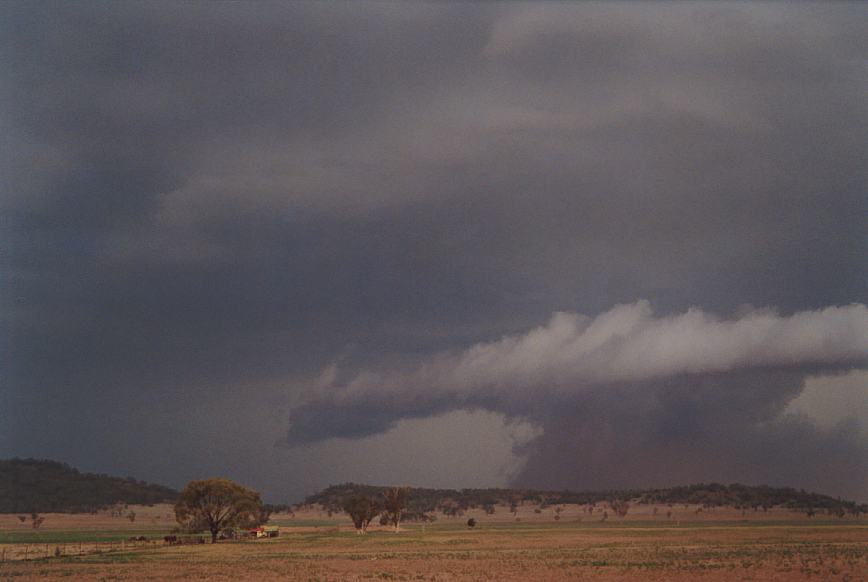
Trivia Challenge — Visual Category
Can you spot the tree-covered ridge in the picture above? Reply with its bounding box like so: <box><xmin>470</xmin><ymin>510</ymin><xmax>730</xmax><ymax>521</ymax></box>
<box><xmin>0</xmin><ymin>458</ymin><xmax>178</xmax><ymax>513</ymax></box>
<box><xmin>637</xmin><ymin>483</ymin><xmax>864</xmax><ymax>512</ymax></box>
<box><xmin>306</xmin><ymin>482</ymin><xmax>867</xmax><ymax>516</ymax></box>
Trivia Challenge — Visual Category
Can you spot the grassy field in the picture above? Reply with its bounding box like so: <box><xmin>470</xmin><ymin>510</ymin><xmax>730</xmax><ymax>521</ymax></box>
<box><xmin>1</xmin><ymin>505</ymin><xmax>866</xmax><ymax>581</ymax></box>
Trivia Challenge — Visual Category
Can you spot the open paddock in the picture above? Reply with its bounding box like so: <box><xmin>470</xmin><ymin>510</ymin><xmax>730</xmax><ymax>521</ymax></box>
<box><xmin>1</xmin><ymin>506</ymin><xmax>866</xmax><ymax>581</ymax></box>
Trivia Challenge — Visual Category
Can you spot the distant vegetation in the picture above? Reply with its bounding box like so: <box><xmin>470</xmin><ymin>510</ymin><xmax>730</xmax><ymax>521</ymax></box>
<box><xmin>637</xmin><ymin>483</ymin><xmax>865</xmax><ymax>514</ymax></box>
<box><xmin>0</xmin><ymin>458</ymin><xmax>178</xmax><ymax>513</ymax></box>
<box><xmin>3</xmin><ymin>457</ymin><xmax>865</xmax><ymax>520</ymax></box>
<box><xmin>305</xmin><ymin>482</ymin><xmax>867</xmax><ymax>519</ymax></box>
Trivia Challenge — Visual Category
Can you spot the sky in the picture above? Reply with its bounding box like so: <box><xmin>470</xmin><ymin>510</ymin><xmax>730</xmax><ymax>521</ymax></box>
<box><xmin>2</xmin><ymin>1</ymin><xmax>867</xmax><ymax>503</ymax></box>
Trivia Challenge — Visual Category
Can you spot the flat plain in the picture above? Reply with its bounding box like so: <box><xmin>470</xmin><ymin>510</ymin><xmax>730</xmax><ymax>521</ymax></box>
<box><xmin>1</xmin><ymin>504</ymin><xmax>866</xmax><ymax>581</ymax></box>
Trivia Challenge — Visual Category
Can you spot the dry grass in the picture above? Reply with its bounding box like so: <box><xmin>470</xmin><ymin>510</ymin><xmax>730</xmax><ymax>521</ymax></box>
<box><xmin>1</xmin><ymin>505</ymin><xmax>866</xmax><ymax>581</ymax></box>
<box><xmin>0</xmin><ymin>504</ymin><xmax>175</xmax><ymax>532</ymax></box>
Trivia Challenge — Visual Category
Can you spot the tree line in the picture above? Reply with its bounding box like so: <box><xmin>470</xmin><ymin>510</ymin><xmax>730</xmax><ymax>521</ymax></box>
<box><xmin>136</xmin><ymin>477</ymin><xmax>868</xmax><ymax>544</ymax></box>
<box><xmin>6</xmin><ymin>458</ymin><xmax>865</xmax><ymax>541</ymax></box>
<box><xmin>305</xmin><ymin>482</ymin><xmax>868</xmax><ymax>518</ymax></box>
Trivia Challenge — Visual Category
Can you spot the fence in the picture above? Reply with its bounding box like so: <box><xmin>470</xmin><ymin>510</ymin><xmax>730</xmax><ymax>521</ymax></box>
<box><xmin>0</xmin><ymin>536</ymin><xmax>204</xmax><ymax>562</ymax></box>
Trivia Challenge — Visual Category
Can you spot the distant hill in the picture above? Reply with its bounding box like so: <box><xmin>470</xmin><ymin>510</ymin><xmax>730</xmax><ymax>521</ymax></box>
<box><xmin>306</xmin><ymin>482</ymin><xmax>867</xmax><ymax>517</ymax></box>
<box><xmin>0</xmin><ymin>458</ymin><xmax>178</xmax><ymax>513</ymax></box>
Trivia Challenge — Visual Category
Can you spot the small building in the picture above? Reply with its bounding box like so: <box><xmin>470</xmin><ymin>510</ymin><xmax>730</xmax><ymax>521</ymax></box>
<box><xmin>248</xmin><ymin>525</ymin><xmax>279</xmax><ymax>539</ymax></box>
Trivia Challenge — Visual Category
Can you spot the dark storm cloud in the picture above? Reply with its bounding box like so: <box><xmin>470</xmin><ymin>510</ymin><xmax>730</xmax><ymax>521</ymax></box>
<box><xmin>2</xmin><ymin>1</ymin><xmax>867</xmax><ymax>500</ymax></box>
<box><xmin>287</xmin><ymin>302</ymin><xmax>868</xmax><ymax>497</ymax></box>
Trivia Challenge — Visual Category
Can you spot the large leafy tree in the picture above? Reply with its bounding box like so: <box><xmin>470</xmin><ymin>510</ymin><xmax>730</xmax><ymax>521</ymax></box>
<box><xmin>174</xmin><ymin>478</ymin><xmax>265</xmax><ymax>543</ymax></box>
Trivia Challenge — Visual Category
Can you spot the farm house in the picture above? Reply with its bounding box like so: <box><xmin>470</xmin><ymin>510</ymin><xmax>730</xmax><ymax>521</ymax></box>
<box><xmin>247</xmin><ymin>525</ymin><xmax>279</xmax><ymax>538</ymax></box>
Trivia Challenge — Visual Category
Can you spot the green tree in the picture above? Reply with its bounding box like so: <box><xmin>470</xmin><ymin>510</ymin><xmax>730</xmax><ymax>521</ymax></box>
<box><xmin>174</xmin><ymin>478</ymin><xmax>265</xmax><ymax>543</ymax></box>
<box><xmin>611</xmin><ymin>499</ymin><xmax>630</xmax><ymax>518</ymax></box>
<box><xmin>341</xmin><ymin>495</ymin><xmax>381</xmax><ymax>534</ymax></box>
<box><xmin>382</xmin><ymin>486</ymin><xmax>410</xmax><ymax>532</ymax></box>
<box><xmin>30</xmin><ymin>512</ymin><xmax>44</xmax><ymax>529</ymax></box>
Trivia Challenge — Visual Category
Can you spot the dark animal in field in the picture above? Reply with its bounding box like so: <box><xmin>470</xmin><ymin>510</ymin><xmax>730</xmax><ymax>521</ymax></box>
<box><xmin>163</xmin><ymin>535</ymin><xmax>179</xmax><ymax>544</ymax></box>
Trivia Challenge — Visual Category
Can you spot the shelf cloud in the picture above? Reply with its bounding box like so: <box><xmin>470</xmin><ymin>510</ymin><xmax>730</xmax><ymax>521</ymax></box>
<box><xmin>287</xmin><ymin>302</ymin><xmax>868</xmax><ymax>497</ymax></box>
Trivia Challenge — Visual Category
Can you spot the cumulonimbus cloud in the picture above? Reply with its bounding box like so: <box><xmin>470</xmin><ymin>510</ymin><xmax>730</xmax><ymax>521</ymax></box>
<box><xmin>287</xmin><ymin>301</ymin><xmax>868</xmax><ymax>444</ymax></box>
